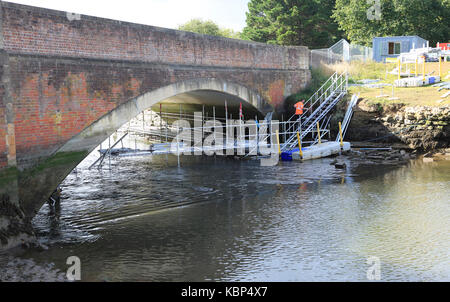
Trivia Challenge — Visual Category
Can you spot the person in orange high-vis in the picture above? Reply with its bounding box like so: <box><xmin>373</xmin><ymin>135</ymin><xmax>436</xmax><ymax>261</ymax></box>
<box><xmin>294</xmin><ymin>101</ymin><xmax>304</xmax><ymax>115</ymax></box>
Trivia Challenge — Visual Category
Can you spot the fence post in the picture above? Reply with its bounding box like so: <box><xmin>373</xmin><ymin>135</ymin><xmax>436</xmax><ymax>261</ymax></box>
<box><xmin>422</xmin><ymin>56</ymin><xmax>426</xmax><ymax>82</ymax></box>
<box><xmin>339</xmin><ymin>122</ymin><xmax>344</xmax><ymax>148</ymax></box>
<box><xmin>276</xmin><ymin>130</ymin><xmax>281</xmax><ymax>155</ymax></box>
<box><xmin>297</xmin><ymin>132</ymin><xmax>303</xmax><ymax>158</ymax></box>
<box><xmin>415</xmin><ymin>58</ymin><xmax>418</xmax><ymax>77</ymax></box>
<box><xmin>317</xmin><ymin>122</ymin><xmax>321</xmax><ymax>145</ymax></box>
<box><xmin>345</xmin><ymin>72</ymin><xmax>348</xmax><ymax>91</ymax></box>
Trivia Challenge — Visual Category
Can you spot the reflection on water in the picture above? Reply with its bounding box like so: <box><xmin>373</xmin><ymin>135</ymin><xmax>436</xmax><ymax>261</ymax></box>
<box><xmin>4</xmin><ymin>151</ymin><xmax>450</xmax><ymax>281</ymax></box>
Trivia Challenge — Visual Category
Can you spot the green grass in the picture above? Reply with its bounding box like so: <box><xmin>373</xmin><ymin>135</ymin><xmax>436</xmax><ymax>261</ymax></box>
<box><xmin>332</xmin><ymin>60</ymin><xmax>399</xmax><ymax>84</ymax></box>
<box><xmin>0</xmin><ymin>167</ymin><xmax>19</xmax><ymax>186</ymax></box>
<box><xmin>23</xmin><ymin>151</ymin><xmax>89</xmax><ymax>177</ymax></box>
<box><xmin>327</xmin><ymin>61</ymin><xmax>450</xmax><ymax>107</ymax></box>
<box><xmin>287</xmin><ymin>61</ymin><xmax>450</xmax><ymax>113</ymax></box>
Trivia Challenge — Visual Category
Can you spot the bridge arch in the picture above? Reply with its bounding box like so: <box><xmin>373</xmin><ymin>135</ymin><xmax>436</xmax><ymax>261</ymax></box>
<box><xmin>0</xmin><ymin>1</ymin><xmax>312</xmax><ymax>250</ymax></box>
<box><xmin>19</xmin><ymin>78</ymin><xmax>269</xmax><ymax>218</ymax></box>
<box><xmin>59</xmin><ymin>78</ymin><xmax>269</xmax><ymax>155</ymax></box>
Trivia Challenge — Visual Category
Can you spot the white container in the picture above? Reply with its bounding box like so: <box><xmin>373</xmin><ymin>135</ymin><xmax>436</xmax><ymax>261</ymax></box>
<box><xmin>292</xmin><ymin>142</ymin><xmax>351</xmax><ymax>161</ymax></box>
<box><xmin>395</xmin><ymin>76</ymin><xmax>440</xmax><ymax>87</ymax></box>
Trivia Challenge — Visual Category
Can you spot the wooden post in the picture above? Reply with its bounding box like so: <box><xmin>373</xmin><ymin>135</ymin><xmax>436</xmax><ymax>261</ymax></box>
<box><xmin>213</xmin><ymin>106</ymin><xmax>216</xmax><ymax>155</ymax></box>
<box><xmin>422</xmin><ymin>56</ymin><xmax>426</xmax><ymax>82</ymax></box>
<box><xmin>317</xmin><ymin>122</ymin><xmax>321</xmax><ymax>145</ymax></box>
<box><xmin>256</xmin><ymin>115</ymin><xmax>259</xmax><ymax>156</ymax></box>
<box><xmin>276</xmin><ymin>130</ymin><xmax>281</xmax><ymax>155</ymax></box>
<box><xmin>202</xmin><ymin>105</ymin><xmax>205</xmax><ymax>142</ymax></box>
<box><xmin>415</xmin><ymin>57</ymin><xmax>418</xmax><ymax>77</ymax></box>
<box><xmin>160</xmin><ymin>103</ymin><xmax>162</xmax><ymax>143</ymax></box>
<box><xmin>339</xmin><ymin>122</ymin><xmax>344</xmax><ymax>148</ymax></box>
<box><xmin>297</xmin><ymin>132</ymin><xmax>303</xmax><ymax>158</ymax></box>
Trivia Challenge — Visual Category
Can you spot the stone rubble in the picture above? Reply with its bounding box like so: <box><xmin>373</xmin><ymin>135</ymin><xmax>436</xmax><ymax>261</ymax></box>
<box><xmin>0</xmin><ymin>256</ymin><xmax>67</xmax><ymax>282</ymax></box>
<box><xmin>346</xmin><ymin>104</ymin><xmax>450</xmax><ymax>151</ymax></box>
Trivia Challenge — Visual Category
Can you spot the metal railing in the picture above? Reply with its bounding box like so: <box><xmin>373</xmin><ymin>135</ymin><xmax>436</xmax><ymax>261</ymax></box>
<box><xmin>281</xmin><ymin>72</ymin><xmax>348</xmax><ymax>151</ymax></box>
<box><xmin>97</xmin><ymin>75</ymin><xmax>349</xmax><ymax>160</ymax></box>
<box><xmin>336</xmin><ymin>94</ymin><xmax>358</xmax><ymax>143</ymax></box>
<box><xmin>282</xmin><ymin>72</ymin><xmax>340</xmax><ymax>138</ymax></box>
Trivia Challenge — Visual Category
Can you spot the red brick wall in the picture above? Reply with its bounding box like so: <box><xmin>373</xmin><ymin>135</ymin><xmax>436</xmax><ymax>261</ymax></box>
<box><xmin>0</xmin><ymin>82</ymin><xmax>7</xmax><ymax>169</ymax></box>
<box><xmin>0</xmin><ymin>2</ymin><xmax>310</xmax><ymax>169</ymax></box>
<box><xmin>1</xmin><ymin>2</ymin><xmax>309</xmax><ymax>71</ymax></box>
<box><xmin>8</xmin><ymin>57</ymin><xmax>307</xmax><ymax>167</ymax></box>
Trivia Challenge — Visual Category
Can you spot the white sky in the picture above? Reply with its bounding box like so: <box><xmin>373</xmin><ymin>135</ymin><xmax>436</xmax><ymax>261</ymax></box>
<box><xmin>6</xmin><ymin>0</ymin><xmax>250</xmax><ymax>31</ymax></box>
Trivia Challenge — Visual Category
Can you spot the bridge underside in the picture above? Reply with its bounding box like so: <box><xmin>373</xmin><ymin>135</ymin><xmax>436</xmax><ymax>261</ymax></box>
<box><xmin>0</xmin><ymin>84</ymin><xmax>268</xmax><ymax>250</ymax></box>
<box><xmin>0</xmin><ymin>1</ymin><xmax>311</xmax><ymax>250</ymax></box>
<box><xmin>155</xmin><ymin>90</ymin><xmax>264</xmax><ymax>120</ymax></box>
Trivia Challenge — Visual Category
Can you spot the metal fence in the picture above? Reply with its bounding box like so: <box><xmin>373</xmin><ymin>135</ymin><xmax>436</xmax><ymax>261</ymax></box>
<box><xmin>311</xmin><ymin>39</ymin><xmax>373</xmax><ymax>67</ymax></box>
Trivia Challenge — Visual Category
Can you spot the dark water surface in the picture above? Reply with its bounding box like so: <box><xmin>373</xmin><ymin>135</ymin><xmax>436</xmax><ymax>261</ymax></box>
<box><xmin>2</xmin><ymin>152</ymin><xmax>450</xmax><ymax>281</ymax></box>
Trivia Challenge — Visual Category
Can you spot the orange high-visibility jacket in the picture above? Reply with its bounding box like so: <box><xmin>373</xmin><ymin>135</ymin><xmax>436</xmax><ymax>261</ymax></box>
<box><xmin>294</xmin><ymin>102</ymin><xmax>304</xmax><ymax>115</ymax></box>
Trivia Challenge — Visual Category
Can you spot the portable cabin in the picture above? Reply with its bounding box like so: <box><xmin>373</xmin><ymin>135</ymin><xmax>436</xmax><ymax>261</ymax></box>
<box><xmin>437</xmin><ymin>43</ymin><xmax>450</xmax><ymax>51</ymax></box>
<box><xmin>372</xmin><ymin>36</ymin><xmax>428</xmax><ymax>62</ymax></box>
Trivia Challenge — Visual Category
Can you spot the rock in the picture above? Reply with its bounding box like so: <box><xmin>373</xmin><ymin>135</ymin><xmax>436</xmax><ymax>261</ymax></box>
<box><xmin>423</xmin><ymin>157</ymin><xmax>434</xmax><ymax>163</ymax></box>
<box><xmin>424</xmin><ymin>152</ymin><xmax>434</xmax><ymax>158</ymax></box>
<box><xmin>404</xmin><ymin>119</ymin><xmax>413</xmax><ymax>125</ymax></box>
<box><xmin>407</xmin><ymin>113</ymin><xmax>416</xmax><ymax>120</ymax></box>
<box><xmin>400</xmin><ymin>150</ymin><xmax>406</xmax><ymax>156</ymax></box>
<box><xmin>335</xmin><ymin>162</ymin><xmax>347</xmax><ymax>169</ymax></box>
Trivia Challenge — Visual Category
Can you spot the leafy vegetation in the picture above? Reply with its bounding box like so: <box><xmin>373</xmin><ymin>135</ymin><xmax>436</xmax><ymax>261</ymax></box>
<box><xmin>242</xmin><ymin>0</ymin><xmax>342</xmax><ymax>48</ymax></box>
<box><xmin>333</xmin><ymin>0</ymin><xmax>450</xmax><ymax>46</ymax></box>
<box><xmin>178</xmin><ymin>19</ymin><xmax>242</xmax><ymax>39</ymax></box>
<box><xmin>242</xmin><ymin>0</ymin><xmax>449</xmax><ymax>48</ymax></box>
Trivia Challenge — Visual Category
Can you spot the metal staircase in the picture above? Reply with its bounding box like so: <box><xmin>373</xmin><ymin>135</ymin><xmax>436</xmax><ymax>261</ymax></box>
<box><xmin>281</xmin><ymin>72</ymin><xmax>348</xmax><ymax>151</ymax></box>
<box><xmin>336</xmin><ymin>93</ymin><xmax>358</xmax><ymax>143</ymax></box>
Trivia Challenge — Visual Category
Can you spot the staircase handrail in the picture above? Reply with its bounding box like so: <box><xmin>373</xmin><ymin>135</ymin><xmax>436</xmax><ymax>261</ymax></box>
<box><xmin>281</xmin><ymin>73</ymin><xmax>347</xmax><ymax>151</ymax></box>
<box><xmin>282</xmin><ymin>72</ymin><xmax>339</xmax><ymax>136</ymax></box>
<box><xmin>336</xmin><ymin>93</ymin><xmax>359</xmax><ymax>142</ymax></box>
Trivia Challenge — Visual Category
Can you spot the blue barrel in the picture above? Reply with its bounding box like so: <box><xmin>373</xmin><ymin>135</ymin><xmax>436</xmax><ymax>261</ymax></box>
<box><xmin>281</xmin><ymin>152</ymin><xmax>293</xmax><ymax>161</ymax></box>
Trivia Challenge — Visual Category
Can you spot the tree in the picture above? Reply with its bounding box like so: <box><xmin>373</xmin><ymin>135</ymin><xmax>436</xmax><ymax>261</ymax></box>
<box><xmin>333</xmin><ymin>0</ymin><xmax>450</xmax><ymax>46</ymax></box>
<box><xmin>241</xmin><ymin>0</ymin><xmax>342</xmax><ymax>48</ymax></box>
<box><xmin>178</xmin><ymin>19</ymin><xmax>242</xmax><ymax>39</ymax></box>
<box><xmin>178</xmin><ymin>19</ymin><xmax>221</xmax><ymax>36</ymax></box>
<box><xmin>219</xmin><ymin>28</ymin><xmax>242</xmax><ymax>40</ymax></box>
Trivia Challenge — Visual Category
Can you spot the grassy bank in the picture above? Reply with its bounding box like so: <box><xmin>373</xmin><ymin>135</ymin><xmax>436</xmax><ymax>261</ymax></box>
<box><xmin>312</xmin><ymin>61</ymin><xmax>450</xmax><ymax>107</ymax></box>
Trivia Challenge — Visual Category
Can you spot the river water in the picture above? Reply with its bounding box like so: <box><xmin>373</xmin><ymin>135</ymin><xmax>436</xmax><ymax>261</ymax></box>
<box><xmin>1</xmin><ymin>151</ymin><xmax>450</xmax><ymax>282</ymax></box>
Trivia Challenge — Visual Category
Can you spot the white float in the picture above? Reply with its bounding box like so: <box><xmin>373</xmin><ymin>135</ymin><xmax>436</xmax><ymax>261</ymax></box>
<box><xmin>291</xmin><ymin>141</ymin><xmax>351</xmax><ymax>161</ymax></box>
<box><xmin>395</xmin><ymin>76</ymin><xmax>441</xmax><ymax>87</ymax></box>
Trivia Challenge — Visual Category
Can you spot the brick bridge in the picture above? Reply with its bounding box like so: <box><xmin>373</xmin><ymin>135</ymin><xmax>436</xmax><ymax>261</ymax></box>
<box><xmin>0</xmin><ymin>1</ymin><xmax>310</xmax><ymax>249</ymax></box>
